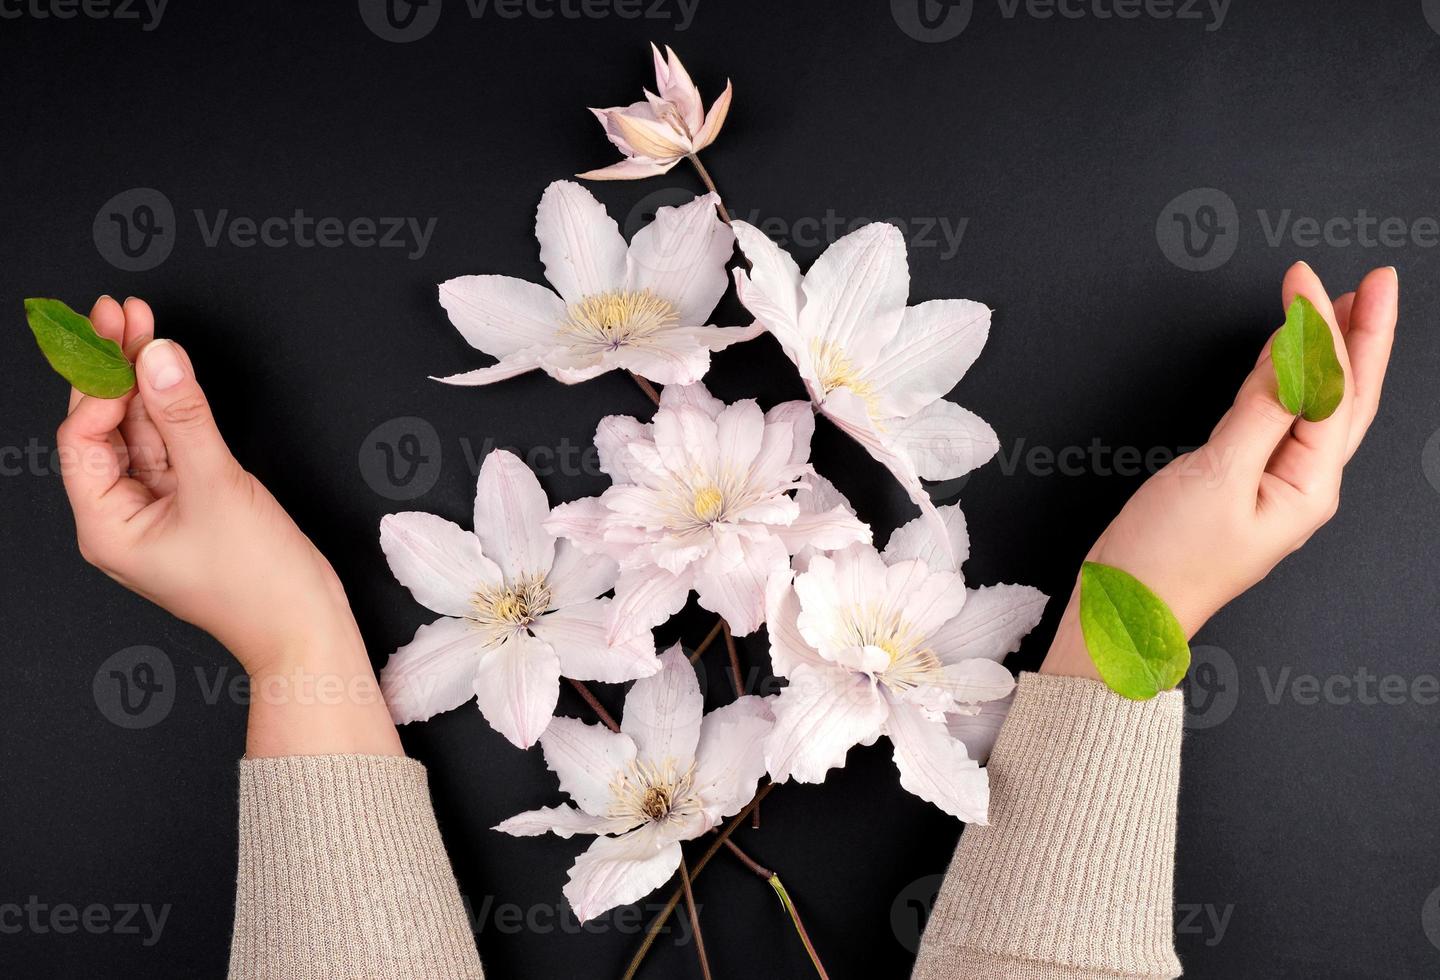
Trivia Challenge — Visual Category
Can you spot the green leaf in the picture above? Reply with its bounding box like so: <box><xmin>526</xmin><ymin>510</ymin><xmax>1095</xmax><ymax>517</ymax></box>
<box><xmin>24</xmin><ymin>298</ymin><xmax>135</xmax><ymax>398</ymax></box>
<box><xmin>1272</xmin><ymin>295</ymin><xmax>1345</xmax><ymax>422</ymax></box>
<box><xmin>1079</xmin><ymin>562</ymin><xmax>1190</xmax><ymax>701</ymax></box>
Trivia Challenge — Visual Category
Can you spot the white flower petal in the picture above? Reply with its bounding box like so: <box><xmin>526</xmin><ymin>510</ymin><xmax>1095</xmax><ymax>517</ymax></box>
<box><xmin>652</xmin><ymin>43</ymin><xmax>704</xmax><ymax>133</ymax></box>
<box><xmin>799</xmin><ymin>223</ymin><xmax>909</xmax><ymax>364</ymax></box>
<box><xmin>545</xmin><ymin>539</ymin><xmax>619</xmax><ymax>608</ymax></box>
<box><xmin>885</xmin><ymin>698</ymin><xmax>989</xmax><ymax>823</ymax></box>
<box><xmin>713</xmin><ymin>399</ymin><xmax>765</xmax><ymax>475</ymax></box>
<box><xmin>536</xmin><ymin>180</ymin><xmax>627</xmax><ymax>305</ymax></box>
<box><xmin>691</xmin><ymin>79</ymin><xmax>732</xmax><ymax>152</ymax></box>
<box><xmin>563</xmin><ymin>824</ymin><xmax>682</xmax><ymax>923</ymax></box>
<box><xmin>594</xmin><ymin>415</ymin><xmax>651</xmax><ymax>484</ymax></box>
<box><xmin>576</xmin><ymin>158</ymin><xmax>678</xmax><ymax>181</ymax></box>
<box><xmin>945</xmin><ymin>693</ymin><xmax>1012</xmax><ymax>764</ymax></box>
<box><xmin>731</xmin><ymin>220</ymin><xmax>805</xmax><ymax>356</ymax></box>
<box><xmin>437</xmin><ymin>274</ymin><xmax>565</xmax><ymax>357</ymax></box>
<box><xmin>622</xmin><ymin>645</ymin><xmax>703</xmax><ymax>767</ymax></box>
<box><xmin>929</xmin><ymin>584</ymin><xmax>1049</xmax><ymax>664</ymax></box>
<box><xmin>883</xmin><ymin>504</ymin><xmax>970</xmax><ymax>574</ymax></box>
<box><xmin>820</xmin><ymin>387</ymin><xmax>931</xmax><ymax>512</ymax></box>
<box><xmin>473</xmin><ymin>450</ymin><xmax>557</xmax><ymax>583</ymax></box>
<box><xmin>607</xmin><ymin>333</ymin><xmax>714</xmax><ymax>386</ymax></box>
<box><xmin>380</xmin><ymin>512</ymin><xmax>499</xmax><ymax>617</ymax></box>
<box><xmin>432</xmin><ymin>348</ymin><xmax>544</xmax><ymax>386</ymax></box>
<box><xmin>494</xmin><ymin>804</ymin><xmax>632</xmax><ymax>839</ymax></box>
<box><xmin>764</xmin><ymin>663</ymin><xmax>888</xmax><ymax>784</ymax></box>
<box><xmin>537</xmin><ymin>715</ymin><xmax>638</xmax><ymax>817</ymax></box>
<box><xmin>658</xmin><ymin>381</ymin><xmax>725</xmax><ymax>419</ymax></box>
<box><xmin>530</xmin><ymin>600</ymin><xmax>660</xmax><ymax>683</ymax></box>
<box><xmin>764</xmin><ymin>570</ymin><xmax>830</xmax><ymax>677</ymax></box>
<box><xmin>884</xmin><ymin>398</ymin><xmax>1000</xmax><ymax>481</ymax></box>
<box><xmin>692</xmin><ymin>696</ymin><xmax>774</xmax><ymax>821</ymax></box>
<box><xmin>864</xmin><ymin>299</ymin><xmax>990</xmax><ymax>418</ymax></box>
<box><xmin>545</xmin><ymin>496</ymin><xmax>613</xmax><ymax>556</ymax></box>
<box><xmin>537</xmin><ymin>346</ymin><xmax>613</xmax><ymax>384</ymax></box>
<box><xmin>624</xmin><ymin>192</ymin><xmax>734</xmax><ymax>328</ymax></box>
<box><xmin>692</xmin><ymin>534</ymin><xmax>788</xmax><ymax>637</ymax></box>
<box><xmin>773</xmin><ymin>504</ymin><xmax>871</xmax><ymax>561</ymax></box>
<box><xmin>472</xmin><ymin>632</ymin><xmax>562</xmax><ymax>749</ymax></box>
<box><xmin>379</xmin><ymin>616</ymin><xmax>486</xmax><ymax>725</ymax></box>
<box><xmin>941</xmin><ymin>658</ymin><xmax>1017</xmax><ymax>704</ymax></box>
<box><xmin>607</xmin><ymin>566</ymin><xmax>693</xmax><ymax>644</ymax></box>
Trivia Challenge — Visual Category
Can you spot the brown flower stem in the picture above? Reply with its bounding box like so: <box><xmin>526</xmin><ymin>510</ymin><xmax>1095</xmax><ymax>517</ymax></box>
<box><xmin>722</xmin><ymin>839</ymin><xmax>772</xmax><ymax>879</ymax></box>
<box><xmin>720</xmin><ymin>620</ymin><xmax>744</xmax><ymax>697</ymax></box>
<box><xmin>567</xmin><ymin>678</ymin><xmax>620</xmax><ymax>732</ymax></box>
<box><xmin>678</xmin><ymin>855</ymin><xmax>713</xmax><ymax>980</ymax></box>
<box><xmin>686</xmin><ymin>153</ymin><xmax>732</xmax><ymax>224</ymax></box>
<box><xmin>620</xmin><ymin>783</ymin><xmax>775</xmax><ymax>980</ymax></box>
<box><xmin>687</xmin><ymin>618</ymin><xmax>726</xmax><ymax>664</ymax></box>
<box><xmin>768</xmin><ymin>875</ymin><xmax>830</xmax><ymax>979</ymax></box>
<box><xmin>628</xmin><ymin>371</ymin><xmax>661</xmax><ymax>406</ymax></box>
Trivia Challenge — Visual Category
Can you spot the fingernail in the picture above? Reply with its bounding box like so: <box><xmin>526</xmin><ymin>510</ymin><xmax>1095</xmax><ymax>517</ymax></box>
<box><xmin>1386</xmin><ymin>265</ymin><xmax>1398</xmax><ymax>281</ymax></box>
<box><xmin>141</xmin><ymin>339</ymin><xmax>185</xmax><ymax>391</ymax></box>
<box><xmin>99</xmin><ymin>294</ymin><xmax>112</xmax><ymax>301</ymax></box>
<box><xmin>1296</xmin><ymin>260</ymin><xmax>1313</xmax><ymax>272</ymax></box>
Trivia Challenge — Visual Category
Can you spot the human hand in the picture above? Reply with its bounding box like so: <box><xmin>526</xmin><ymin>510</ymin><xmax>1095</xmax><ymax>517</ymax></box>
<box><xmin>1042</xmin><ymin>262</ymin><xmax>1399</xmax><ymax>681</ymax></box>
<box><xmin>56</xmin><ymin>296</ymin><xmax>400</xmax><ymax>754</ymax></box>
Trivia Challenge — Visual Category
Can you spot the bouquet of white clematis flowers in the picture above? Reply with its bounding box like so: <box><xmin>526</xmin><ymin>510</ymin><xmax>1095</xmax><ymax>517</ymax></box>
<box><xmin>376</xmin><ymin>46</ymin><xmax>1047</xmax><ymax>978</ymax></box>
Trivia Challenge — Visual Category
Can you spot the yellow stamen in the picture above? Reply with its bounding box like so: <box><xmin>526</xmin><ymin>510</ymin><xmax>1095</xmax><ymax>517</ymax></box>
<box><xmin>470</xmin><ymin>576</ymin><xmax>551</xmax><ymax>641</ymax></box>
<box><xmin>691</xmin><ymin>485</ymin><xmax>724</xmax><ymax>523</ymax></box>
<box><xmin>561</xmin><ymin>289</ymin><xmax>679</xmax><ymax>349</ymax></box>
<box><xmin>812</xmin><ymin>341</ymin><xmax>879</xmax><ymax>415</ymax></box>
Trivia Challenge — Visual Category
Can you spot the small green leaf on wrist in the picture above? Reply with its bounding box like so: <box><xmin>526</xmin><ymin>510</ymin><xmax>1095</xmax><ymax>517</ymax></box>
<box><xmin>1273</xmin><ymin>295</ymin><xmax>1344</xmax><ymax>422</ymax></box>
<box><xmin>1079</xmin><ymin>562</ymin><xmax>1190</xmax><ymax>700</ymax></box>
<box><xmin>24</xmin><ymin>297</ymin><xmax>136</xmax><ymax>398</ymax></box>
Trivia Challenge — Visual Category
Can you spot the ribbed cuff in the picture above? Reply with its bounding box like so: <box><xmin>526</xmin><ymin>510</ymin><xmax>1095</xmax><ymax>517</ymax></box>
<box><xmin>228</xmin><ymin>755</ymin><xmax>483</xmax><ymax>980</ymax></box>
<box><xmin>913</xmin><ymin>673</ymin><xmax>1184</xmax><ymax>980</ymax></box>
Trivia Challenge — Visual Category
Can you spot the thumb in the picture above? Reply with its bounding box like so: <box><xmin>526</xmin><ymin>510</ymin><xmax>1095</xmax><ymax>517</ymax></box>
<box><xmin>136</xmin><ymin>339</ymin><xmax>234</xmax><ymax>482</ymax></box>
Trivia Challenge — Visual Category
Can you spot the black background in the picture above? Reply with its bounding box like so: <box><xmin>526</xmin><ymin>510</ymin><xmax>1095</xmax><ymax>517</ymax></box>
<box><xmin>3</xmin><ymin>1</ymin><xmax>1439</xmax><ymax>977</ymax></box>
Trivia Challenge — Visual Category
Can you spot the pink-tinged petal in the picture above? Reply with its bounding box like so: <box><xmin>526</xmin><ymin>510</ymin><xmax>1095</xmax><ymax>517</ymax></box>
<box><xmin>883</xmin><ymin>504</ymin><xmax>970</xmax><ymax>574</ymax></box>
<box><xmin>884</xmin><ymin>698</ymin><xmax>989</xmax><ymax>823</ymax></box>
<box><xmin>622</xmin><ymin>645</ymin><xmax>703</xmax><ymax>767</ymax></box>
<box><xmin>624</xmin><ymin>193</ymin><xmax>734</xmax><ymax>327</ymax></box>
<box><xmin>537</xmin><ymin>345</ymin><xmax>613</xmax><ymax>384</ymax></box>
<box><xmin>589</xmin><ymin>100</ymin><xmax>659</xmax><ymax>154</ymax></box>
<box><xmin>379</xmin><ymin>616</ymin><xmax>486</xmax><ymax>725</ymax></box>
<box><xmin>821</xmin><ymin>388</ymin><xmax>928</xmax><ymax>505</ymax></box>
<box><xmin>940</xmin><ymin>658</ymin><xmax>1017</xmax><ymax>704</ymax></box>
<box><xmin>609</xmin><ymin>111</ymin><xmax>690</xmax><ymax>160</ymax></box>
<box><xmin>679</xmin><ymin>322</ymin><xmax>767</xmax><ymax>352</ymax></box>
<box><xmin>765</xmin><ymin>663</ymin><xmax>888</xmax><ymax>783</ymax></box>
<box><xmin>691</xmin><ymin>78</ymin><xmax>732</xmax><ymax>152</ymax></box>
<box><xmin>380</xmin><ymin>512</ymin><xmax>500</xmax><ymax>617</ymax></box>
<box><xmin>437</xmin><ymin>274</ymin><xmax>565</xmax><ymax>357</ymax></box>
<box><xmin>885</xmin><ymin>398</ymin><xmax>1000</xmax><ymax>481</ymax></box>
<box><xmin>945</xmin><ymin>694</ymin><xmax>1012</xmax><ymax>764</ymax></box>
<box><xmin>530</xmin><ymin>600</ymin><xmax>660</xmax><ymax>683</ymax></box>
<box><xmin>474</xmin><ymin>450</ymin><xmax>556</xmax><ymax>582</ymax></box>
<box><xmin>693</xmin><ymin>534</ymin><xmax>789</xmax><ymax>636</ymax></box>
<box><xmin>713</xmin><ymin>399</ymin><xmax>765</xmax><ymax>474</ymax></box>
<box><xmin>544</xmin><ymin>496</ymin><xmax>613</xmax><ymax>556</ymax></box>
<box><xmin>652</xmin><ymin>44</ymin><xmax>704</xmax><ymax>133</ymax></box>
<box><xmin>607</xmin><ymin>566</ymin><xmax>693</xmax><ymax>644</ymax></box>
<box><xmin>693</xmin><ymin>696</ymin><xmax>774</xmax><ymax>821</ymax></box>
<box><xmin>545</xmin><ymin>540</ymin><xmax>619</xmax><ymax>608</ymax></box>
<box><xmin>764</xmin><ymin>570</ymin><xmax>830</xmax><ymax>678</ymax></box>
<box><xmin>929</xmin><ymin>584</ymin><xmax>1048</xmax><ymax>664</ymax></box>
<box><xmin>608</xmin><ymin>334</ymin><xmax>713</xmax><ymax>386</ymax></box>
<box><xmin>773</xmin><ymin>504</ymin><xmax>871</xmax><ymax>560</ymax></box>
<box><xmin>473</xmin><ymin>632</ymin><xmax>562</xmax><ymax>749</ymax></box>
<box><xmin>864</xmin><ymin>299</ymin><xmax>991</xmax><ymax>419</ymax></box>
<box><xmin>887</xmin><ymin>560</ymin><xmax>967</xmax><ymax>640</ymax></box>
<box><xmin>594</xmin><ymin>415</ymin><xmax>650</xmax><ymax>484</ymax></box>
<box><xmin>658</xmin><ymin>380</ymin><xmax>725</xmax><ymax>419</ymax></box>
<box><xmin>653</xmin><ymin>403</ymin><xmax>719</xmax><ymax>480</ymax></box>
<box><xmin>494</xmin><ymin>804</ymin><xmax>632</xmax><ymax>840</ymax></box>
<box><xmin>799</xmin><ymin>223</ymin><xmax>909</xmax><ymax>364</ymax></box>
<box><xmin>563</xmin><ymin>824</ymin><xmax>682</xmax><ymax>923</ymax></box>
<box><xmin>731</xmin><ymin>220</ymin><xmax>805</xmax><ymax>357</ymax></box>
<box><xmin>536</xmin><ymin>180</ymin><xmax>628</xmax><ymax>305</ymax></box>
<box><xmin>766</xmin><ymin>401</ymin><xmax>816</xmax><ymax>466</ymax></box>
<box><xmin>431</xmin><ymin>349</ymin><xmax>544</xmax><ymax>386</ymax></box>
<box><xmin>539</xmin><ymin>715</ymin><xmax>638</xmax><ymax>815</ymax></box>
<box><xmin>576</xmin><ymin>158</ymin><xmax>678</xmax><ymax>181</ymax></box>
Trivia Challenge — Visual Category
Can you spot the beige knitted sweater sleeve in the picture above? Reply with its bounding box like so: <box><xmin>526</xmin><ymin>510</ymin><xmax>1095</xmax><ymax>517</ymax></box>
<box><xmin>912</xmin><ymin>672</ymin><xmax>1185</xmax><ymax>979</ymax></box>
<box><xmin>226</xmin><ymin>673</ymin><xmax>1183</xmax><ymax>980</ymax></box>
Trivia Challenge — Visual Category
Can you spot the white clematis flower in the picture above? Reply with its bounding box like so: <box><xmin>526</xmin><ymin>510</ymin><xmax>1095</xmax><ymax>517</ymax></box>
<box><xmin>577</xmin><ymin>44</ymin><xmax>733</xmax><ymax>181</ymax></box>
<box><xmin>378</xmin><ymin>449</ymin><xmax>660</xmax><ymax>749</ymax></box>
<box><xmin>495</xmin><ymin>646</ymin><xmax>773</xmax><ymax>923</ymax></box>
<box><xmin>730</xmin><ymin>219</ymin><xmax>1000</xmax><ymax>533</ymax></box>
<box><xmin>545</xmin><ymin>382</ymin><xmax>871</xmax><ymax>640</ymax></box>
<box><xmin>434</xmin><ymin>180</ymin><xmax>759</xmax><ymax>388</ymax></box>
<box><xmin>763</xmin><ymin>503</ymin><xmax>1047</xmax><ymax>822</ymax></box>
